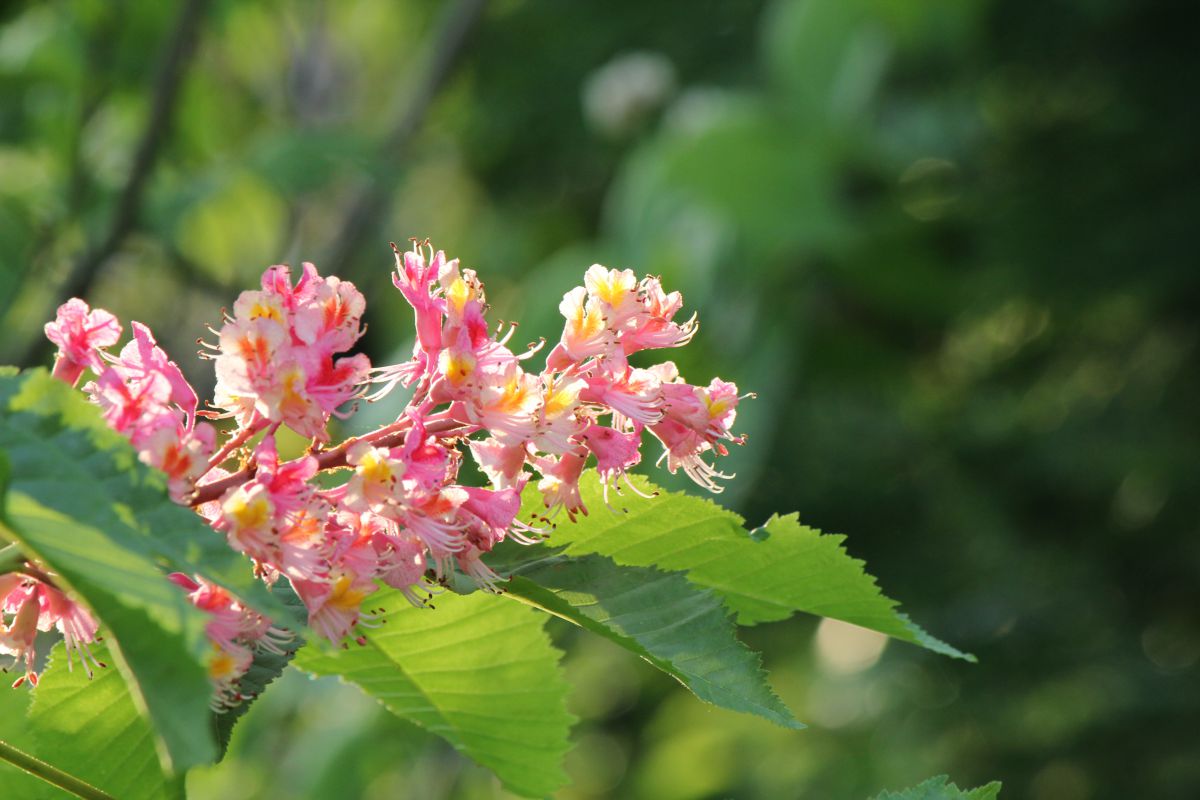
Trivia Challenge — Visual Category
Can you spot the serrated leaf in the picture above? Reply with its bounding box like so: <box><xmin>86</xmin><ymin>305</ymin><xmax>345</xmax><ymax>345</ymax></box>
<box><xmin>522</xmin><ymin>472</ymin><xmax>971</xmax><ymax>660</ymax></box>
<box><xmin>4</xmin><ymin>642</ymin><xmax>182</xmax><ymax>800</ymax></box>
<box><xmin>294</xmin><ymin>589</ymin><xmax>574</xmax><ymax>798</ymax></box>
<box><xmin>211</xmin><ymin>580</ymin><xmax>308</xmax><ymax>757</ymax></box>
<box><xmin>872</xmin><ymin>774</ymin><xmax>1003</xmax><ymax>800</ymax></box>
<box><xmin>0</xmin><ymin>369</ymin><xmax>288</xmax><ymax>771</ymax></box>
<box><xmin>490</xmin><ymin>543</ymin><xmax>801</xmax><ymax>729</ymax></box>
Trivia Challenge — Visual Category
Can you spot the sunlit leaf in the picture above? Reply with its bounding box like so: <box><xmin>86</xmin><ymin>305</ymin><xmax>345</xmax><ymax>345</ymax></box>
<box><xmin>294</xmin><ymin>589</ymin><xmax>574</xmax><ymax>798</ymax></box>
<box><xmin>521</xmin><ymin>472</ymin><xmax>972</xmax><ymax>660</ymax></box>
<box><xmin>489</xmin><ymin>545</ymin><xmax>801</xmax><ymax>729</ymax></box>
<box><xmin>0</xmin><ymin>369</ymin><xmax>290</xmax><ymax>771</ymax></box>
<box><xmin>0</xmin><ymin>642</ymin><xmax>181</xmax><ymax>800</ymax></box>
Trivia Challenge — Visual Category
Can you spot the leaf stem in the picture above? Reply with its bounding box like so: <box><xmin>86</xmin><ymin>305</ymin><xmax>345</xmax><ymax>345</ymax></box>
<box><xmin>0</xmin><ymin>739</ymin><xmax>116</xmax><ymax>800</ymax></box>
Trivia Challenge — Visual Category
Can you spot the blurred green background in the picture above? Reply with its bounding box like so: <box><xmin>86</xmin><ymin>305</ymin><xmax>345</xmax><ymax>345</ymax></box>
<box><xmin>2</xmin><ymin>0</ymin><xmax>1197</xmax><ymax>797</ymax></box>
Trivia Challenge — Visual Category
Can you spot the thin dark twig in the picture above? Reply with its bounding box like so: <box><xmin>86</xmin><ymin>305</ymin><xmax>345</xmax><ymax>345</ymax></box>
<box><xmin>322</xmin><ymin>0</ymin><xmax>488</xmax><ymax>276</ymax></box>
<box><xmin>17</xmin><ymin>0</ymin><xmax>212</xmax><ymax>368</ymax></box>
<box><xmin>3</xmin><ymin>16</ymin><xmax>118</xmax><ymax>323</ymax></box>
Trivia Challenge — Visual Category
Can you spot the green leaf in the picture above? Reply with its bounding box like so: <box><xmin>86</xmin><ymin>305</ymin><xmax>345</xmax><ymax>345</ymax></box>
<box><xmin>0</xmin><ymin>369</ymin><xmax>289</xmax><ymax>771</ymax></box>
<box><xmin>294</xmin><ymin>589</ymin><xmax>574</xmax><ymax>798</ymax></box>
<box><xmin>523</xmin><ymin>472</ymin><xmax>972</xmax><ymax>660</ymax></box>
<box><xmin>0</xmin><ymin>642</ymin><xmax>182</xmax><ymax>800</ymax></box>
<box><xmin>0</xmin><ymin>684</ymin><xmax>53</xmax><ymax>798</ymax></box>
<box><xmin>872</xmin><ymin>775</ymin><xmax>1003</xmax><ymax>799</ymax></box>
<box><xmin>211</xmin><ymin>580</ymin><xmax>308</xmax><ymax>758</ymax></box>
<box><xmin>490</xmin><ymin>544</ymin><xmax>802</xmax><ymax>729</ymax></box>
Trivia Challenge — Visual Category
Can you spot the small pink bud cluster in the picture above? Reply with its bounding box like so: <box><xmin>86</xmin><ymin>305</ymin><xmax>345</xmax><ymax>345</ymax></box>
<box><xmin>168</xmin><ymin>573</ymin><xmax>291</xmax><ymax>710</ymax></box>
<box><xmin>36</xmin><ymin>241</ymin><xmax>747</xmax><ymax>705</ymax></box>
<box><xmin>46</xmin><ymin>305</ymin><xmax>215</xmax><ymax>501</ymax></box>
<box><xmin>1</xmin><ymin>567</ymin><xmax>103</xmax><ymax>688</ymax></box>
<box><xmin>208</xmin><ymin>263</ymin><xmax>370</xmax><ymax>442</ymax></box>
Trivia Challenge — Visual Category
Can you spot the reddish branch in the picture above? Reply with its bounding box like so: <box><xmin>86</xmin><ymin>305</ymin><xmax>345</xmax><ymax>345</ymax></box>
<box><xmin>187</xmin><ymin>417</ymin><xmax>468</xmax><ymax>507</ymax></box>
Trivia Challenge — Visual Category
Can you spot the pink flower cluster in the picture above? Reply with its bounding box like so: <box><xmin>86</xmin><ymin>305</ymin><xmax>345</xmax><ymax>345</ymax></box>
<box><xmin>209</xmin><ymin>263</ymin><xmax>370</xmax><ymax>442</ymax></box>
<box><xmin>25</xmin><ymin>242</ymin><xmax>747</xmax><ymax>705</ymax></box>
<box><xmin>1</xmin><ymin>568</ymin><xmax>102</xmax><ymax>688</ymax></box>
<box><xmin>168</xmin><ymin>573</ymin><xmax>291</xmax><ymax>710</ymax></box>
<box><xmin>46</xmin><ymin>301</ymin><xmax>215</xmax><ymax>501</ymax></box>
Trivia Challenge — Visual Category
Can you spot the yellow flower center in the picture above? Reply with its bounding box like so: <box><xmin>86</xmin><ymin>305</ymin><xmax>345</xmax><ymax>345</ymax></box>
<box><xmin>496</xmin><ymin>373</ymin><xmax>532</xmax><ymax>413</ymax></box>
<box><xmin>224</xmin><ymin>490</ymin><xmax>272</xmax><ymax>531</ymax></box>
<box><xmin>593</xmin><ymin>274</ymin><xmax>627</xmax><ymax>307</ymax></box>
<box><xmin>207</xmin><ymin>646</ymin><xmax>238</xmax><ymax>681</ymax></box>
<box><xmin>568</xmin><ymin>300</ymin><xmax>605</xmax><ymax>340</ymax></box>
<box><xmin>358</xmin><ymin>449</ymin><xmax>393</xmax><ymax>484</ymax></box>
<box><xmin>328</xmin><ymin>574</ymin><xmax>367</xmax><ymax>612</ymax></box>
<box><xmin>248</xmin><ymin>300</ymin><xmax>284</xmax><ymax>324</ymax></box>
<box><xmin>446</xmin><ymin>277</ymin><xmax>472</xmax><ymax>314</ymax></box>
<box><xmin>704</xmin><ymin>394</ymin><xmax>732</xmax><ymax>419</ymax></box>
<box><xmin>440</xmin><ymin>350</ymin><xmax>476</xmax><ymax>386</ymax></box>
<box><xmin>543</xmin><ymin>378</ymin><xmax>577</xmax><ymax>418</ymax></box>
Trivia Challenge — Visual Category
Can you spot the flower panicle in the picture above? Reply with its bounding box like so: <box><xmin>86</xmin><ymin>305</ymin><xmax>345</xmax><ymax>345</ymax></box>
<box><xmin>37</xmin><ymin>242</ymin><xmax>748</xmax><ymax>703</ymax></box>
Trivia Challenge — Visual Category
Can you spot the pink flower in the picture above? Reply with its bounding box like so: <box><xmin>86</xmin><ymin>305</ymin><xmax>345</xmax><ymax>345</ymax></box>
<box><xmin>457</xmin><ymin>485</ymin><xmax>526</xmax><ymax>551</ymax></box>
<box><xmin>298</xmin><ymin>352</ymin><xmax>372</xmax><ymax>431</ymax></box>
<box><xmin>170</xmin><ymin>573</ymin><xmax>292</xmax><ymax>707</ymax></box>
<box><xmin>621</xmin><ymin>276</ymin><xmax>698</xmax><ymax>354</ymax></box>
<box><xmin>294</xmin><ymin>572</ymin><xmax>374</xmax><ymax>644</ymax></box>
<box><xmin>44</xmin><ymin>299</ymin><xmax>121</xmax><ymax>385</ymax></box>
<box><xmin>397</xmin><ymin>417</ymin><xmax>456</xmax><ymax>500</ymax></box>
<box><xmin>87</xmin><ymin>366</ymin><xmax>174</xmax><ymax>441</ymax></box>
<box><xmin>582</xmin><ymin>365</ymin><xmax>665</xmax><ymax>426</ymax></box>
<box><xmin>1</xmin><ymin>571</ymin><xmax>103</xmax><ymax>686</ymax></box>
<box><xmin>547</xmin><ymin>286</ymin><xmax>612</xmax><ymax>368</ymax></box>
<box><xmin>455</xmin><ymin>546</ymin><xmax>505</xmax><ymax>593</ymax></box>
<box><xmin>213</xmin><ymin>261</ymin><xmax>369</xmax><ymax>443</ymax></box>
<box><xmin>399</xmin><ymin>487</ymin><xmax>469</xmax><ymax>556</ymax></box>
<box><xmin>215</xmin><ymin>437</ymin><xmax>330</xmax><ymax>581</ymax></box>
<box><xmin>533</xmin><ymin>373</ymin><xmax>587</xmax><ymax>454</ymax></box>
<box><xmin>118</xmin><ymin>322</ymin><xmax>200</xmax><ymax>425</ymax></box>
<box><xmin>292</xmin><ymin>273</ymin><xmax>366</xmax><ymax>354</ymax></box>
<box><xmin>391</xmin><ymin>241</ymin><xmax>447</xmax><ymax>356</ymax></box>
<box><xmin>138</xmin><ymin>419</ymin><xmax>216</xmax><ymax>501</ymax></box>
<box><xmin>434</xmin><ymin>332</ymin><xmax>480</xmax><ymax>399</ymax></box>
<box><xmin>375</xmin><ymin>533</ymin><xmax>435</xmax><ymax>608</ymax></box>
<box><xmin>220</xmin><ymin>483</ymin><xmax>277</xmax><ymax>563</ymax></box>
<box><xmin>584</xmin><ymin>265</ymin><xmax>643</xmax><ymax>329</ymax></box>
<box><xmin>581</xmin><ymin>424</ymin><xmax>641</xmax><ymax>480</ymax></box>
<box><xmin>213</xmin><ymin>316</ymin><xmax>289</xmax><ymax>427</ymax></box>
<box><xmin>648</xmin><ymin>377</ymin><xmax>747</xmax><ymax>493</ymax></box>
<box><xmin>535</xmin><ymin>449</ymin><xmax>589</xmax><ymax>522</ymax></box>
<box><xmin>0</xmin><ymin>577</ymin><xmax>41</xmax><ymax>687</ymax></box>
<box><xmin>252</xmin><ymin>435</ymin><xmax>320</xmax><ymax>517</ymax></box>
<box><xmin>466</xmin><ymin>362</ymin><xmax>542</xmax><ymax>443</ymax></box>
<box><xmin>468</xmin><ymin>438</ymin><xmax>529</xmax><ymax>490</ymax></box>
<box><xmin>344</xmin><ymin>441</ymin><xmax>406</xmax><ymax>513</ymax></box>
<box><xmin>39</xmin><ymin>584</ymin><xmax>103</xmax><ymax>677</ymax></box>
